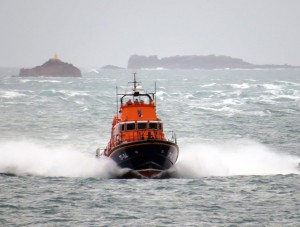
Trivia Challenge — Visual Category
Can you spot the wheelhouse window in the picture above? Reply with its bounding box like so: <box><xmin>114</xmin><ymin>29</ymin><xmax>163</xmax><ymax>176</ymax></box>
<box><xmin>149</xmin><ymin>122</ymin><xmax>158</xmax><ymax>130</ymax></box>
<box><xmin>126</xmin><ymin>123</ymin><xmax>135</xmax><ymax>131</ymax></box>
<box><xmin>120</xmin><ymin>124</ymin><xmax>125</xmax><ymax>131</ymax></box>
<box><xmin>158</xmin><ymin>123</ymin><xmax>163</xmax><ymax>130</ymax></box>
<box><xmin>138</xmin><ymin>122</ymin><xmax>147</xmax><ymax>130</ymax></box>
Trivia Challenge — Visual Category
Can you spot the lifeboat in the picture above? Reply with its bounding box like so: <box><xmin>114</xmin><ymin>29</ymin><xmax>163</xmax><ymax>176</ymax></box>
<box><xmin>98</xmin><ymin>73</ymin><xmax>179</xmax><ymax>178</ymax></box>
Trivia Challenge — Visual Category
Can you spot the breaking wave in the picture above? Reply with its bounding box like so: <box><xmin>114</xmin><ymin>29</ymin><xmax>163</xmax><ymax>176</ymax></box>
<box><xmin>0</xmin><ymin>91</ymin><xmax>27</xmax><ymax>99</ymax></box>
<box><xmin>20</xmin><ymin>79</ymin><xmax>62</xmax><ymax>83</ymax></box>
<box><xmin>175</xmin><ymin>140</ymin><xmax>300</xmax><ymax>178</ymax></box>
<box><xmin>0</xmin><ymin>141</ymin><xmax>124</xmax><ymax>178</ymax></box>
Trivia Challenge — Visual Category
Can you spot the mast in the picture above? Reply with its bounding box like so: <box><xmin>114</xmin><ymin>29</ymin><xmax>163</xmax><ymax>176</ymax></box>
<box><xmin>130</xmin><ymin>72</ymin><xmax>140</xmax><ymax>94</ymax></box>
<box><xmin>116</xmin><ymin>85</ymin><xmax>118</xmax><ymax>118</ymax></box>
<box><xmin>133</xmin><ymin>72</ymin><xmax>137</xmax><ymax>90</ymax></box>
<box><xmin>154</xmin><ymin>81</ymin><xmax>157</xmax><ymax>104</ymax></box>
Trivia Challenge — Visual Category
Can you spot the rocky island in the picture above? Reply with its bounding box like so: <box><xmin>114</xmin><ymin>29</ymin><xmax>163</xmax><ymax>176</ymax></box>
<box><xmin>101</xmin><ymin>65</ymin><xmax>125</xmax><ymax>69</ymax></box>
<box><xmin>19</xmin><ymin>54</ymin><xmax>82</xmax><ymax>77</ymax></box>
<box><xmin>127</xmin><ymin>55</ymin><xmax>299</xmax><ymax>69</ymax></box>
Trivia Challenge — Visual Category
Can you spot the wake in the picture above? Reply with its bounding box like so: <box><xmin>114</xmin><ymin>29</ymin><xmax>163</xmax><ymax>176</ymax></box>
<box><xmin>0</xmin><ymin>140</ymin><xmax>299</xmax><ymax>178</ymax></box>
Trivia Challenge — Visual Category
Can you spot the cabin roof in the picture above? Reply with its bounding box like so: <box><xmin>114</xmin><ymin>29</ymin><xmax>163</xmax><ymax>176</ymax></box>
<box><xmin>119</xmin><ymin>104</ymin><xmax>158</xmax><ymax>121</ymax></box>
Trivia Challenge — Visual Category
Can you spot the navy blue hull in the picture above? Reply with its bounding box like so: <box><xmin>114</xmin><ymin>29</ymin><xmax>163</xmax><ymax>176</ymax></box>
<box><xmin>108</xmin><ymin>140</ymin><xmax>179</xmax><ymax>175</ymax></box>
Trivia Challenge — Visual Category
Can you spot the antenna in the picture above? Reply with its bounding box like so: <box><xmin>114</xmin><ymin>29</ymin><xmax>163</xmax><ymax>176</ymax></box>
<box><xmin>116</xmin><ymin>85</ymin><xmax>118</xmax><ymax>118</ymax></box>
<box><xmin>133</xmin><ymin>72</ymin><xmax>137</xmax><ymax>90</ymax></box>
<box><xmin>129</xmin><ymin>72</ymin><xmax>140</xmax><ymax>91</ymax></box>
<box><xmin>154</xmin><ymin>81</ymin><xmax>157</xmax><ymax>105</ymax></box>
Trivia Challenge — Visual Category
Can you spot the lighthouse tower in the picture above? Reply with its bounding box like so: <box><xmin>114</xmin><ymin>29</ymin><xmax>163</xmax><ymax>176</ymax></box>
<box><xmin>53</xmin><ymin>53</ymin><xmax>59</xmax><ymax>61</ymax></box>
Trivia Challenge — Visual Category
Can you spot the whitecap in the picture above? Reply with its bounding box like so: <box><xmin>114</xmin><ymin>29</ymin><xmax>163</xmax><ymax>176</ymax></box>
<box><xmin>275</xmin><ymin>80</ymin><xmax>300</xmax><ymax>86</ymax></box>
<box><xmin>155</xmin><ymin>78</ymin><xmax>168</xmax><ymax>81</ymax></box>
<box><xmin>19</xmin><ymin>79</ymin><xmax>31</xmax><ymax>83</ymax></box>
<box><xmin>257</xmin><ymin>95</ymin><xmax>277</xmax><ymax>104</ymax></box>
<box><xmin>69</xmin><ymin>91</ymin><xmax>90</xmax><ymax>97</ymax></box>
<box><xmin>88</xmin><ymin>69</ymin><xmax>100</xmax><ymax>74</ymax></box>
<box><xmin>262</xmin><ymin>84</ymin><xmax>281</xmax><ymax>90</ymax></box>
<box><xmin>222</xmin><ymin>99</ymin><xmax>243</xmax><ymax>105</ymax></box>
<box><xmin>201</xmin><ymin>83</ymin><xmax>216</xmax><ymax>87</ymax></box>
<box><xmin>19</xmin><ymin>79</ymin><xmax>61</xmax><ymax>83</ymax></box>
<box><xmin>0</xmin><ymin>91</ymin><xmax>26</xmax><ymax>99</ymax></box>
<box><xmin>229</xmin><ymin>83</ymin><xmax>250</xmax><ymax>89</ymax></box>
<box><xmin>38</xmin><ymin>80</ymin><xmax>61</xmax><ymax>83</ymax></box>
<box><xmin>274</xmin><ymin>95</ymin><xmax>300</xmax><ymax>101</ymax></box>
<box><xmin>156</xmin><ymin>90</ymin><xmax>167</xmax><ymax>97</ymax></box>
<box><xmin>51</xmin><ymin>90</ymin><xmax>90</xmax><ymax>98</ymax></box>
<box><xmin>75</xmin><ymin>100</ymin><xmax>85</xmax><ymax>105</ymax></box>
<box><xmin>184</xmin><ymin>94</ymin><xmax>195</xmax><ymax>99</ymax></box>
<box><xmin>141</xmin><ymin>67</ymin><xmax>167</xmax><ymax>70</ymax></box>
<box><xmin>210</xmin><ymin>90</ymin><xmax>225</xmax><ymax>94</ymax></box>
<box><xmin>220</xmin><ymin>106</ymin><xmax>267</xmax><ymax>116</ymax></box>
<box><xmin>101</xmin><ymin>78</ymin><xmax>117</xmax><ymax>82</ymax></box>
<box><xmin>194</xmin><ymin>105</ymin><xmax>266</xmax><ymax>116</ymax></box>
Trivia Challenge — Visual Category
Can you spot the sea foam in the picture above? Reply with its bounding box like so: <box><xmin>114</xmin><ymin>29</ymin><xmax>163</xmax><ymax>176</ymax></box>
<box><xmin>0</xmin><ymin>91</ymin><xmax>26</xmax><ymax>99</ymax></box>
<box><xmin>0</xmin><ymin>140</ymin><xmax>122</xmax><ymax>178</ymax></box>
<box><xmin>175</xmin><ymin>140</ymin><xmax>300</xmax><ymax>178</ymax></box>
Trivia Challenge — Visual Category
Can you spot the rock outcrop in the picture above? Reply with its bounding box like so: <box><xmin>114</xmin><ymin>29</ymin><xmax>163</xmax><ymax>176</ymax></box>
<box><xmin>19</xmin><ymin>55</ymin><xmax>82</xmax><ymax>77</ymax></box>
<box><xmin>101</xmin><ymin>65</ymin><xmax>125</xmax><ymax>69</ymax></box>
<box><xmin>128</xmin><ymin>55</ymin><xmax>298</xmax><ymax>69</ymax></box>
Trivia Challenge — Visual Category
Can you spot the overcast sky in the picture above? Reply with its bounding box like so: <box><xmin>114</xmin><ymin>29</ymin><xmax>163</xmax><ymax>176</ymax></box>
<box><xmin>0</xmin><ymin>0</ymin><xmax>299</xmax><ymax>68</ymax></box>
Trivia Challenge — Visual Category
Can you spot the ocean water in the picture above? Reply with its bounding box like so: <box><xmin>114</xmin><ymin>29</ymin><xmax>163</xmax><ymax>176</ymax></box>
<box><xmin>0</xmin><ymin>69</ymin><xmax>300</xmax><ymax>226</ymax></box>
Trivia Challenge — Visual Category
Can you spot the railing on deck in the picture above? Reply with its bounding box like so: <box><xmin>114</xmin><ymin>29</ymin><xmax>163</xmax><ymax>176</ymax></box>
<box><xmin>165</xmin><ymin>130</ymin><xmax>177</xmax><ymax>144</ymax></box>
<box><xmin>106</xmin><ymin>130</ymin><xmax>177</xmax><ymax>152</ymax></box>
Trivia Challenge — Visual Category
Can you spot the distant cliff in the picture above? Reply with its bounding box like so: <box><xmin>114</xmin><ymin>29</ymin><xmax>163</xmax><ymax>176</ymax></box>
<box><xmin>127</xmin><ymin>55</ymin><xmax>298</xmax><ymax>69</ymax></box>
<box><xmin>19</xmin><ymin>56</ymin><xmax>81</xmax><ymax>77</ymax></box>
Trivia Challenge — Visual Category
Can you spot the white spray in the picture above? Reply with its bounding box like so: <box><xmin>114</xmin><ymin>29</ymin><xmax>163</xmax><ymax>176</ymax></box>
<box><xmin>175</xmin><ymin>139</ymin><xmax>300</xmax><ymax>178</ymax></box>
<box><xmin>0</xmin><ymin>140</ymin><xmax>123</xmax><ymax>178</ymax></box>
<box><xmin>0</xmin><ymin>140</ymin><xmax>299</xmax><ymax>178</ymax></box>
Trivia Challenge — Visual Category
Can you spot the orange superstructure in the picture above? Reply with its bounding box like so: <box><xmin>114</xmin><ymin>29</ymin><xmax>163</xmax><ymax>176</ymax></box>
<box><xmin>105</xmin><ymin>87</ymin><xmax>168</xmax><ymax>153</ymax></box>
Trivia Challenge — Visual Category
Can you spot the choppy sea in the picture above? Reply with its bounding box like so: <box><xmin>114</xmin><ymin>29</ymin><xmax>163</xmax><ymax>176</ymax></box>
<box><xmin>0</xmin><ymin>68</ymin><xmax>299</xmax><ymax>226</ymax></box>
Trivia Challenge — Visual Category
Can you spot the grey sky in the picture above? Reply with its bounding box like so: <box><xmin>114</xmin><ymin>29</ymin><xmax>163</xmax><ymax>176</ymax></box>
<box><xmin>1</xmin><ymin>0</ymin><xmax>299</xmax><ymax>68</ymax></box>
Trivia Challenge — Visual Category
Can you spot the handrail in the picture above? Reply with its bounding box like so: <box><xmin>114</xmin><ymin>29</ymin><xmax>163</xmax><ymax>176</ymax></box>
<box><xmin>106</xmin><ymin>130</ymin><xmax>177</xmax><ymax>152</ymax></box>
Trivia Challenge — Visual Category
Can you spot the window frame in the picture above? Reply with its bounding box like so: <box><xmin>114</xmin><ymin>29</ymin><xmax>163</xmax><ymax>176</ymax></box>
<box><xmin>126</xmin><ymin>122</ymin><xmax>136</xmax><ymax>131</ymax></box>
<box><xmin>137</xmin><ymin>121</ymin><xmax>148</xmax><ymax>130</ymax></box>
